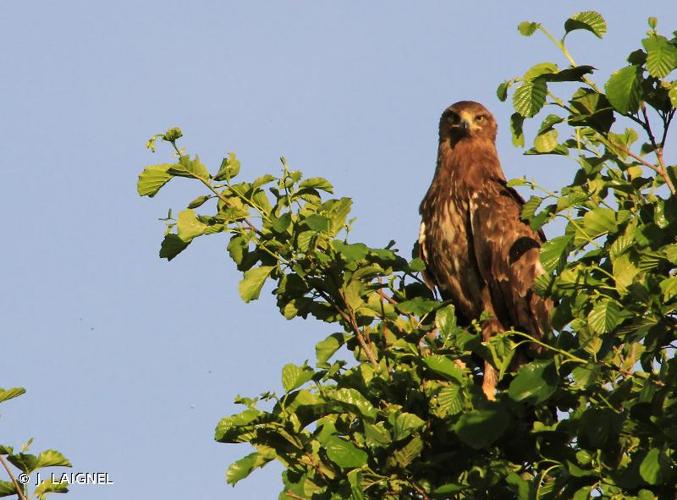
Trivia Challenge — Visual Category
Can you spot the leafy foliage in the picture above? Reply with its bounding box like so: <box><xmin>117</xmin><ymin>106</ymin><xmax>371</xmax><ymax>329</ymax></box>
<box><xmin>0</xmin><ymin>389</ymin><xmax>71</xmax><ymax>499</ymax></box>
<box><xmin>139</xmin><ymin>12</ymin><xmax>675</xmax><ymax>499</ymax></box>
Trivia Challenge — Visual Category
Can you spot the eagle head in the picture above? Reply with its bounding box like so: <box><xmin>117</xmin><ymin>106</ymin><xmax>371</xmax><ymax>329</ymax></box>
<box><xmin>439</xmin><ymin>101</ymin><xmax>497</xmax><ymax>144</ymax></box>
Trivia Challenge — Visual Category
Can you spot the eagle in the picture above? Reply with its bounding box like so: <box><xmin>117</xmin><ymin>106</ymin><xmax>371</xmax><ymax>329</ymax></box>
<box><xmin>418</xmin><ymin>101</ymin><xmax>551</xmax><ymax>400</ymax></box>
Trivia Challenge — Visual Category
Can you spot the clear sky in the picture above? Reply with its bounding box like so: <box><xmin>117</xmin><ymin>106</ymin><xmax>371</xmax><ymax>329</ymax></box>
<box><xmin>1</xmin><ymin>1</ymin><xmax>674</xmax><ymax>498</ymax></box>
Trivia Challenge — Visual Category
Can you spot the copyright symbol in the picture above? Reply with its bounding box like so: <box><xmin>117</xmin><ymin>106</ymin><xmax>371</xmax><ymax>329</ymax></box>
<box><xmin>17</xmin><ymin>473</ymin><xmax>29</xmax><ymax>484</ymax></box>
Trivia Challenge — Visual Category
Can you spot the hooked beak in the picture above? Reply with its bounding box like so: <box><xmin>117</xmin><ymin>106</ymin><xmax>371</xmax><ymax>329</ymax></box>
<box><xmin>451</xmin><ymin>117</ymin><xmax>470</xmax><ymax>136</ymax></box>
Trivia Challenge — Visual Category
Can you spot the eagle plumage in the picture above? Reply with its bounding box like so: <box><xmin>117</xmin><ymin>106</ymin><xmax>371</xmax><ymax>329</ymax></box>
<box><xmin>419</xmin><ymin>101</ymin><xmax>551</xmax><ymax>400</ymax></box>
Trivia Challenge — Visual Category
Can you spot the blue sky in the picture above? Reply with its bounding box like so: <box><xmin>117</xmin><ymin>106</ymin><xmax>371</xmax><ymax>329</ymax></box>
<box><xmin>1</xmin><ymin>2</ymin><xmax>674</xmax><ymax>498</ymax></box>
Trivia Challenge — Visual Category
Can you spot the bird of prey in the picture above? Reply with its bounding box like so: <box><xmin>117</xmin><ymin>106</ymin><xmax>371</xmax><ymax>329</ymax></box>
<box><xmin>419</xmin><ymin>101</ymin><xmax>551</xmax><ymax>400</ymax></box>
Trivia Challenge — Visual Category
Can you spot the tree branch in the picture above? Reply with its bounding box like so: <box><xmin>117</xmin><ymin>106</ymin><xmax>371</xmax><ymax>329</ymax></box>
<box><xmin>0</xmin><ymin>455</ymin><xmax>27</xmax><ymax>500</ymax></box>
<box><xmin>315</xmin><ymin>287</ymin><xmax>379</xmax><ymax>369</ymax></box>
<box><xmin>619</xmin><ymin>145</ymin><xmax>675</xmax><ymax>195</ymax></box>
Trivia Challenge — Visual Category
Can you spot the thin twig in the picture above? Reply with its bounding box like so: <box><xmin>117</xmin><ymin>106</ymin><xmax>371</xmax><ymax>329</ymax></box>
<box><xmin>510</xmin><ymin>331</ymin><xmax>588</xmax><ymax>364</ymax></box>
<box><xmin>620</xmin><ymin>145</ymin><xmax>675</xmax><ymax>195</ymax></box>
<box><xmin>410</xmin><ymin>482</ymin><xmax>431</xmax><ymax>500</ymax></box>
<box><xmin>641</xmin><ymin>105</ymin><xmax>658</xmax><ymax>149</ymax></box>
<box><xmin>347</xmin><ymin>307</ymin><xmax>379</xmax><ymax>370</ymax></box>
<box><xmin>316</xmin><ymin>288</ymin><xmax>379</xmax><ymax>369</ymax></box>
<box><xmin>659</xmin><ymin>109</ymin><xmax>674</xmax><ymax>148</ymax></box>
<box><xmin>0</xmin><ymin>455</ymin><xmax>27</xmax><ymax>500</ymax></box>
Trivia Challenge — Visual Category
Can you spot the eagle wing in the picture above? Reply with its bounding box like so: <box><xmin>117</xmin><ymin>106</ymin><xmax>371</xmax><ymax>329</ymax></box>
<box><xmin>418</xmin><ymin>221</ymin><xmax>439</xmax><ymax>295</ymax></box>
<box><xmin>469</xmin><ymin>179</ymin><xmax>551</xmax><ymax>339</ymax></box>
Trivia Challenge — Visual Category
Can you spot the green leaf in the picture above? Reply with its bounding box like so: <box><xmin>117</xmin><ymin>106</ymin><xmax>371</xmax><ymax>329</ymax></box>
<box><xmin>659</xmin><ymin>276</ymin><xmax>677</xmax><ymax>301</ymax></box>
<box><xmin>533</xmin><ymin>129</ymin><xmax>559</xmax><ymax>153</ymax></box>
<box><xmin>669</xmin><ymin>81</ymin><xmax>677</xmax><ymax>108</ymax></box>
<box><xmin>510</xmin><ymin>112</ymin><xmax>525</xmax><ymax>147</ymax></box>
<box><xmin>7</xmin><ymin>453</ymin><xmax>38</xmax><ymax>473</ymax></box>
<box><xmin>325</xmin><ymin>197</ymin><xmax>353</xmax><ymax>234</ymax></box>
<box><xmin>605</xmin><ymin>65</ymin><xmax>642</xmax><ymax>114</ymax></box>
<box><xmin>513</xmin><ymin>79</ymin><xmax>547</xmax><ymax>117</ymax></box>
<box><xmin>272</xmin><ymin>212</ymin><xmax>292</xmax><ymax>233</ymax></box>
<box><xmin>159</xmin><ymin>234</ymin><xmax>190</xmax><ymax>261</ymax></box>
<box><xmin>612</xmin><ymin>253</ymin><xmax>639</xmax><ymax>293</ymax></box>
<box><xmin>238</xmin><ymin>266</ymin><xmax>274</xmax><ymax>303</ymax></box>
<box><xmin>639</xmin><ymin>448</ymin><xmax>665</xmax><ymax>485</ymax></box>
<box><xmin>578</xmin><ymin>408</ymin><xmax>622</xmax><ymax>449</ymax></box>
<box><xmin>518</xmin><ymin>21</ymin><xmax>540</xmax><ymax>37</ymax></box>
<box><xmin>137</xmin><ymin>164</ymin><xmax>173</xmax><ymax>197</ymax></box>
<box><xmin>299</xmin><ymin>177</ymin><xmax>334</xmax><ymax>193</ymax></box>
<box><xmin>0</xmin><ymin>480</ymin><xmax>17</xmax><ymax>496</ymax></box>
<box><xmin>347</xmin><ymin>469</ymin><xmax>365</xmax><ymax>500</ymax></box>
<box><xmin>214</xmin><ymin>152</ymin><xmax>241</xmax><ymax>181</ymax></box>
<box><xmin>390</xmin><ymin>436</ymin><xmax>423</xmax><ymax>468</ymax></box>
<box><xmin>437</xmin><ymin>385</ymin><xmax>463</xmax><ymax>416</ymax></box>
<box><xmin>454</xmin><ymin>407</ymin><xmax>510</xmax><ymax>449</ymax></box>
<box><xmin>545</xmin><ymin>65</ymin><xmax>595</xmax><ymax>82</ymax></box>
<box><xmin>538</xmin><ymin>114</ymin><xmax>565</xmax><ymax>133</ymax></box>
<box><xmin>214</xmin><ymin>408</ymin><xmax>261</xmax><ymax>443</ymax></box>
<box><xmin>506</xmin><ymin>472</ymin><xmax>533</xmax><ymax>499</ymax></box>
<box><xmin>168</xmin><ymin>155</ymin><xmax>210</xmax><ymax>179</ymax></box>
<box><xmin>0</xmin><ymin>387</ymin><xmax>26</xmax><ymax>404</ymax></box>
<box><xmin>433</xmin><ymin>483</ymin><xmax>466</xmax><ymax>496</ymax></box>
<box><xmin>486</xmin><ymin>333</ymin><xmax>516</xmax><ymax>380</ymax></box>
<box><xmin>315</xmin><ymin>333</ymin><xmax>345</xmax><ymax>367</ymax></box>
<box><xmin>252</xmin><ymin>174</ymin><xmax>276</xmax><ymax>190</ymax></box>
<box><xmin>508</xmin><ymin>360</ymin><xmax>558</xmax><ymax>404</ymax></box>
<box><xmin>333</xmin><ymin>241</ymin><xmax>369</xmax><ymax>262</ymax></box>
<box><xmin>564</xmin><ymin>11</ymin><xmax>607</xmax><ymax>39</ymax></box>
<box><xmin>35</xmin><ymin>450</ymin><xmax>71</xmax><ymax>468</ymax></box>
<box><xmin>393</xmin><ymin>413</ymin><xmax>425</xmax><ymax>441</ymax></box>
<box><xmin>642</xmin><ymin>35</ymin><xmax>677</xmax><ymax>78</ymax></box>
<box><xmin>583</xmin><ymin>207</ymin><xmax>617</xmax><ymax>236</ymax></box>
<box><xmin>524</xmin><ymin>62</ymin><xmax>558</xmax><ymax>81</ymax></box>
<box><xmin>304</xmin><ymin>214</ymin><xmax>330</xmax><ymax>232</ymax></box>
<box><xmin>408</xmin><ymin>257</ymin><xmax>426</xmax><ymax>272</ymax></box>
<box><xmin>364</xmin><ymin>422</ymin><xmax>392</xmax><ymax>447</ymax></box>
<box><xmin>34</xmin><ymin>478</ymin><xmax>69</xmax><ymax>499</ymax></box>
<box><xmin>227</xmin><ymin>235</ymin><xmax>247</xmax><ymax>265</ymax></box>
<box><xmin>496</xmin><ymin>81</ymin><xmax>510</xmax><ymax>101</ymax></box>
<box><xmin>587</xmin><ymin>299</ymin><xmax>625</xmax><ymax>334</ymax></box>
<box><xmin>572</xmin><ymin>486</ymin><xmax>592</xmax><ymax>500</ymax></box>
<box><xmin>521</xmin><ymin>196</ymin><xmax>542</xmax><ymax>221</ymax></box>
<box><xmin>435</xmin><ymin>304</ymin><xmax>457</xmax><ymax>337</ymax></box>
<box><xmin>568</xmin><ymin>87</ymin><xmax>614</xmax><ymax>132</ymax></box>
<box><xmin>281</xmin><ymin>363</ymin><xmax>314</xmax><ymax>392</ymax></box>
<box><xmin>540</xmin><ymin>235</ymin><xmax>572</xmax><ymax>273</ymax></box>
<box><xmin>507</xmin><ymin>177</ymin><xmax>529</xmax><ymax>188</ymax></box>
<box><xmin>396</xmin><ymin>297</ymin><xmax>438</xmax><ymax>316</ymax></box>
<box><xmin>637</xmin><ymin>489</ymin><xmax>656</xmax><ymax>500</ymax></box>
<box><xmin>177</xmin><ymin>209</ymin><xmax>208</xmax><ymax>241</ymax></box>
<box><xmin>423</xmin><ymin>355</ymin><xmax>466</xmax><ymax>384</ymax></box>
<box><xmin>332</xmin><ymin>388</ymin><xmax>377</xmax><ymax>420</ymax></box>
<box><xmin>226</xmin><ymin>452</ymin><xmax>271</xmax><ymax>485</ymax></box>
<box><xmin>187</xmin><ymin>195</ymin><xmax>210</xmax><ymax>209</ymax></box>
<box><xmin>324</xmin><ymin>436</ymin><xmax>367</xmax><ymax>468</ymax></box>
<box><xmin>529</xmin><ymin>204</ymin><xmax>556</xmax><ymax>231</ymax></box>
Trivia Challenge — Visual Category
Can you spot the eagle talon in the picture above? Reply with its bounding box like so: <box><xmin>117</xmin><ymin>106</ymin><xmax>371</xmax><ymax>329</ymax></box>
<box><xmin>482</xmin><ymin>362</ymin><xmax>497</xmax><ymax>401</ymax></box>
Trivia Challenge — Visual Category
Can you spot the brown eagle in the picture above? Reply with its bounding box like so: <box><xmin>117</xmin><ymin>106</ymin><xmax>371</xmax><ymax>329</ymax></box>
<box><xmin>419</xmin><ymin>101</ymin><xmax>551</xmax><ymax>400</ymax></box>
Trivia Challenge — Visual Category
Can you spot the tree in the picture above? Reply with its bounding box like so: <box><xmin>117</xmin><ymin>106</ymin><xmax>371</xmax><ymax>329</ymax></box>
<box><xmin>0</xmin><ymin>389</ymin><xmax>71</xmax><ymax>500</ymax></box>
<box><xmin>138</xmin><ymin>11</ymin><xmax>675</xmax><ymax>499</ymax></box>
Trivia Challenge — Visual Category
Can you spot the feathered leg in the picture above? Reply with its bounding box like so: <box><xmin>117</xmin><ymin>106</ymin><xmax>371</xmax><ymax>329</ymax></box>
<box><xmin>481</xmin><ymin>321</ymin><xmax>500</xmax><ymax>401</ymax></box>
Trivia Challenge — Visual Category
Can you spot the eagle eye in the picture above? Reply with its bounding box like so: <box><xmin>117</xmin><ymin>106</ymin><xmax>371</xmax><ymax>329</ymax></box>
<box><xmin>475</xmin><ymin>115</ymin><xmax>486</xmax><ymax>123</ymax></box>
<box><xmin>446</xmin><ymin>111</ymin><xmax>460</xmax><ymax>124</ymax></box>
